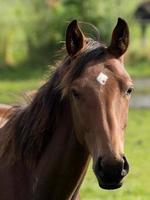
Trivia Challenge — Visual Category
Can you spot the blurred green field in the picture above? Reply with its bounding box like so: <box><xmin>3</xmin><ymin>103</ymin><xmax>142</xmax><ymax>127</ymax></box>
<box><xmin>80</xmin><ymin>109</ymin><xmax>150</xmax><ymax>200</ymax></box>
<box><xmin>0</xmin><ymin>66</ymin><xmax>47</xmax><ymax>104</ymax></box>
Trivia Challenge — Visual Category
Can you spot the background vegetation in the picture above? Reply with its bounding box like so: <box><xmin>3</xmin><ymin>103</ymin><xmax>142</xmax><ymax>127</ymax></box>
<box><xmin>0</xmin><ymin>0</ymin><xmax>149</xmax><ymax>69</ymax></box>
<box><xmin>0</xmin><ymin>0</ymin><xmax>150</xmax><ymax>199</ymax></box>
<box><xmin>0</xmin><ymin>0</ymin><xmax>150</xmax><ymax>104</ymax></box>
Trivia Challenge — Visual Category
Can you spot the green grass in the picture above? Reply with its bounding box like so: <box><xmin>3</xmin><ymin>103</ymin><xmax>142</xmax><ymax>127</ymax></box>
<box><xmin>0</xmin><ymin>80</ymin><xmax>41</xmax><ymax>104</ymax></box>
<box><xmin>0</xmin><ymin>66</ymin><xmax>48</xmax><ymax>104</ymax></box>
<box><xmin>80</xmin><ymin>109</ymin><xmax>150</xmax><ymax>199</ymax></box>
<box><xmin>127</xmin><ymin>61</ymin><xmax>150</xmax><ymax>78</ymax></box>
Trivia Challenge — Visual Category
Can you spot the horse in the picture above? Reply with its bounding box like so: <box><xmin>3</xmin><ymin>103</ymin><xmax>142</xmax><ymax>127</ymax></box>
<box><xmin>0</xmin><ymin>18</ymin><xmax>133</xmax><ymax>200</ymax></box>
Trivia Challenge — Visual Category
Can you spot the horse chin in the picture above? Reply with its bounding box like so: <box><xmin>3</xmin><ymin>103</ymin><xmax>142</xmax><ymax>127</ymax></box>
<box><xmin>99</xmin><ymin>181</ymin><xmax>123</xmax><ymax>190</ymax></box>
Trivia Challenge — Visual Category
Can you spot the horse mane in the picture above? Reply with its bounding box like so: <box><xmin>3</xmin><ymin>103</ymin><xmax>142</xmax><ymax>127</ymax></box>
<box><xmin>0</xmin><ymin>38</ymin><xmax>106</xmax><ymax>166</ymax></box>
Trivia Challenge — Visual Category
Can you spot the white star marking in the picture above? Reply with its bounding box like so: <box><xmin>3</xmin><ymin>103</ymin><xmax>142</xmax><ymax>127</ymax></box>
<box><xmin>96</xmin><ymin>72</ymin><xmax>108</xmax><ymax>85</ymax></box>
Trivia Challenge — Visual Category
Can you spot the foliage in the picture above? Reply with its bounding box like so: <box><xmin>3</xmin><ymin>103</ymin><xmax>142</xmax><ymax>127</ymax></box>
<box><xmin>0</xmin><ymin>0</ymin><xmax>149</xmax><ymax>71</ymax></box>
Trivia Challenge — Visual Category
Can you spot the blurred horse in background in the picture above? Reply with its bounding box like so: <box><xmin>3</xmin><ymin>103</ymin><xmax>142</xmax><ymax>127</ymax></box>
<box><xmin>0</xmin><ymin>104</ymin><xmax>13</xmax><ymax>128</ymax></box>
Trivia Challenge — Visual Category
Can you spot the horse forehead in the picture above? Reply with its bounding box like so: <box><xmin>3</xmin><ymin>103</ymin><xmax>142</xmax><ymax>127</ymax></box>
<box><xmin>82</xmin><ymin>61</ymin><xmax>104</xmax><ymax>77</ymax></box>
<box><xmin>105</xmin><ymin>58</ymin><xmax>131</xmax><ymax>82</ymax></box>
<box><xmin>72</xmin><ymin>63</ymin><xmax>103</xmax><ymax>88</ymax></box>
<box><xmin>82</xmin><ymin>58</ymin><xmax>128</xmax><ymax>77</ymax></box>
<box><xmin>74</xmin><ymin>58</ymin><xmax>131</xmax><ymax>86</ymax></box>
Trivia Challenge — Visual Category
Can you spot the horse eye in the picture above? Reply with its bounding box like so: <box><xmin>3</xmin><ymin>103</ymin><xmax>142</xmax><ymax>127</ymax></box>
<box><xmin>125</xmin><ymin>87</ymin><xmax>134</xmax><ymax>96</ymax></box>
<box><xmin>71</xmin><ymin>89</ymin><xmax>80</xmax><ymax>99</ymax></box>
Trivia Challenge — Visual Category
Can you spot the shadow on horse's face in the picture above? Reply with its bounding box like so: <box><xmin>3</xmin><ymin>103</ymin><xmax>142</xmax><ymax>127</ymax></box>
<box><xmin>65</xmin><ymin>19</ymin><xmax>133</xmax><ymax>189</ymax></box>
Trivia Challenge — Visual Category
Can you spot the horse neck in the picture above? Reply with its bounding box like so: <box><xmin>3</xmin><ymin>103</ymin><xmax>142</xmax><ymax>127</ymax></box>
<box><xmin>34</xmin><ymin>102</ymin><xmax>90</xmax><ymax>199</ymax></box>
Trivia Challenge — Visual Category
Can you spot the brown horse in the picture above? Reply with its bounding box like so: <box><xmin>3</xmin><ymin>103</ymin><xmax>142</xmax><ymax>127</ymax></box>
<box><xmin>0</xmin><ymin>18</ymin><xmax>133</xmax><ymax>200</ymax></box>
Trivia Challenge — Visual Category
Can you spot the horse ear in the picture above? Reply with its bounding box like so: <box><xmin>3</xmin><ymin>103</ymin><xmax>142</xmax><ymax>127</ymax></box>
<box><xmin>108</xmin><ymin>18</ymin><xmax>129</xmax><ymax>58</ymax></box>
<box><xmin>66</xmin><ymin>20</ymin><xmax>85</xmax><ymax>57</ymax></box>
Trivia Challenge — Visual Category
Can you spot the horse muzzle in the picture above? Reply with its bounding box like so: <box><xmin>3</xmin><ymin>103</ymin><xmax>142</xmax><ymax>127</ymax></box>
<box><xmin>94</xmin><ymin>156</ymin><xmax>129</xmax><ymax>190</ymax></box>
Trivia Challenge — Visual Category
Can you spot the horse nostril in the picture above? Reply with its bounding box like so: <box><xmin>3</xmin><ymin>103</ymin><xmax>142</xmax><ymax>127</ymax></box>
<box><xmin>95</xmin><ymin>157</ymin><xmax>104</xmax><ymax>178</ymax></box>
<box><xmin>95</xmin><ymin>156</ymin><xmax>129</xmax><ymax>182</ymax></box>
<box><xmin>122</xmin><ymin>156</ymin><xmax>129</xmax><ymax>176</ymax></box>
